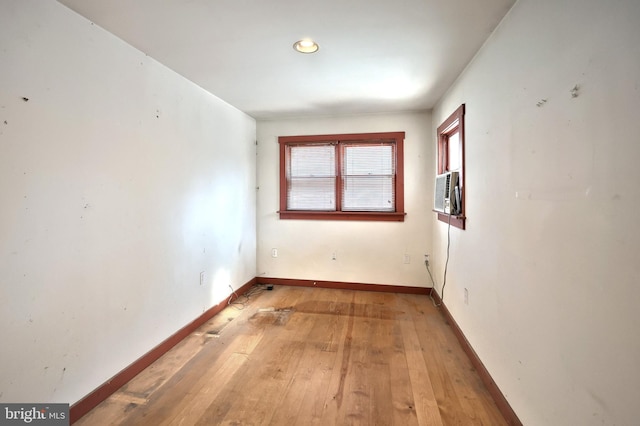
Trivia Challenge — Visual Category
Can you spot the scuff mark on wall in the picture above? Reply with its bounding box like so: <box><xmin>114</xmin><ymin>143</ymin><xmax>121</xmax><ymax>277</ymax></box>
<box><xmin>570</xmin><ymin>84</ymin><xmax>580</xmax><ymax>98</ymax></box>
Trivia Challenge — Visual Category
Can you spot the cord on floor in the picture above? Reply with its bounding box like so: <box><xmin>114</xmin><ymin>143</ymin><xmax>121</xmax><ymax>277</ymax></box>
<box><xmin>227</xmin><ymin>284</ymin><xmax>267</xmax><ymax>310</ymax></box>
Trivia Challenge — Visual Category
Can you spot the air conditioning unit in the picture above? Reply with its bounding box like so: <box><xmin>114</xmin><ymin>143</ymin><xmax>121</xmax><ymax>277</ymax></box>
<box><xmin>434</xmin><ymin>171</ymin><xmax>459</xmax><ymax>214</ymax></box>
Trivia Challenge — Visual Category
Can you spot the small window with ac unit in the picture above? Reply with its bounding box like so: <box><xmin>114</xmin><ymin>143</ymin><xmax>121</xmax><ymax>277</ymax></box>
<box><xmin>435</xmin><ymin>104</ymin><xmax>465</xmax><ymax>230</ymax></box>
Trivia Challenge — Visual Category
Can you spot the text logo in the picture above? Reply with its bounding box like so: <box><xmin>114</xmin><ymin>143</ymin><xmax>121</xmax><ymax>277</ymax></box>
<box><xmin>1</xmin><ymin>404</ymin><xmax>68</xmax><ymax>426</ymax></box>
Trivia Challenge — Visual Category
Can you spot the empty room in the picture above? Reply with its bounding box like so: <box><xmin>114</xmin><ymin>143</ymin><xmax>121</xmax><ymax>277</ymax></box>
<box><xmin>1</xmin><ymin>0</ymin><xmax>639</xmax><ymax>425</ymax></box>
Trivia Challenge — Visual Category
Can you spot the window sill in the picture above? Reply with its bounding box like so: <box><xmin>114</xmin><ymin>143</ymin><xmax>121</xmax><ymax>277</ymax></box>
<box><xmin>279</xmin><ymin>211</ymin><xmax>406</xmax><ymax>222</ymax></box>
<box><xmin>435</xmin><ymin>211</ymin><xmax>466</xmax><ymax>230</ymax></box>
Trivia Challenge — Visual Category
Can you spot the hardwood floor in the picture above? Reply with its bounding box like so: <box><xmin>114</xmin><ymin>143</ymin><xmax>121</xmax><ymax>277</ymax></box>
<box><xmin>75</xmin><ymin>285</ymin><xmax>508</xmax><ymax>425</ymax></box>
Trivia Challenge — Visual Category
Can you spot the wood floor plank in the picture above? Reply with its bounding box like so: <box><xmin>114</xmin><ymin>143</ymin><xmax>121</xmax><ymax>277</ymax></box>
<box><xmin>388</xmin><ymin>326</ymin><xmax>421</xmax><ymax>426</ymax></box>
<box><xmin>407</xmin><ymin>294</ymin><xmax>508</xmax><ymax>426</ymax></box>
<box><xmin>268</xmin><ymin>298</ymin><xmax>345</xmax><ymax>424</ymax></box>
<box><xmin>339</xmin><ymin>316</ymin><xmax>375</xmax><ymax>424</ymax></box>
<box><xmin>104</xmin><ymin>296</ymin><xmax>267</xmax><ymax>426</ymax></box>
<box><xmin>400</xmin><ymin>312</ymin><xmax>445</xmax><ymax>426</ymax></box>
<box><xmin>313</xmin><ymin>290</ymin><xmax>356</xmax><ymax>425</ymax></box>
<box><xmin>214</xmin><ymin>331</ymin><xmax>306</xmax><ymax>423</ymax></box>
<box><xmin>75</xmin><ymin>285</ymin><xmax>510</xmax><ymax>426</ymax></box>
<box><xmin>193</xmin><ymin>286</ymin><xmax>311</xmax><ymax>425</ymax></box>
<box><xmin>288</xmin><ymin>290</ymin><xmax>347</xmax><ymax>425</ymax></box>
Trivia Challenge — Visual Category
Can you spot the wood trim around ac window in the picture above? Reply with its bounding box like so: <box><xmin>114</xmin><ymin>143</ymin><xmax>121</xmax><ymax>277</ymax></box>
<box><xmin>436</xmin><ymin>105</ymin><xmax>465</xmax><ymax>230</ymax></box>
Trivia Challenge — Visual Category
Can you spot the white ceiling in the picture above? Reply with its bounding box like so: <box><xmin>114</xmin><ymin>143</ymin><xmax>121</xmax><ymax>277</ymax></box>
<box><xmin>57</xmin><ymin>0</ymin><xmax>515</xmax><ymax>120</ymax></box>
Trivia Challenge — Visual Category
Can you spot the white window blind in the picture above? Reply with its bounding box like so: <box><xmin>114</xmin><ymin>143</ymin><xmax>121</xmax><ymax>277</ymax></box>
<box><xmin>342</xmin><ymin>143</ymin><xmax>395</xmax><ymax>211</ymax></box>
<box><xmin>286</xmin><ymin>144</ymin><xmax>336</xmax><ymax>210</ymax></box>
<box><xmin>285</xmin><ymin>141</ymin><xmax>396</xmax><ymax>213</ymax></box>
<box><xmin>279</xmin><ymin>132</ymin><xmax>404</xmax><ymax>221</ymax></box>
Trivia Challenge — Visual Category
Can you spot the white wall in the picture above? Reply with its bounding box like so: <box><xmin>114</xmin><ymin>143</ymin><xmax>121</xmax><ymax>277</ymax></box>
<box><xmin>431</xmin><ymin>0</ymin><xmax>640</xmax><ymax>424</ymax></box>
<box><xmin>257</xmin><ymin>112</ymin><xmax>433</xmax><ymax>287</ymax></box>
<box><xmin>0</xmin><ymin>0</ymin><xmax>256</xmax><ymax>405</ymax></box>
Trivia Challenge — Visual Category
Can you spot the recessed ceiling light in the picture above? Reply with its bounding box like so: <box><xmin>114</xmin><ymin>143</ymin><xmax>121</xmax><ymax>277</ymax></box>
<box><xmin>293</xmin><ymin>39</ymin><xmax>319</xmax><ymax>54</ymax></box>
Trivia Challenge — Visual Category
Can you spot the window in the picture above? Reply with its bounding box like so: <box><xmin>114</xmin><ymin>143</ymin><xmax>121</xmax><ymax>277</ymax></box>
<box><xmin>279</xmin><ymin>132</ymin><xmax>405</xmax><ymax>221</ymax></box>
<box><xmin>436</xmin><ymin>104</ymin><xmax>465</xmax><ymax>229</ymax></box>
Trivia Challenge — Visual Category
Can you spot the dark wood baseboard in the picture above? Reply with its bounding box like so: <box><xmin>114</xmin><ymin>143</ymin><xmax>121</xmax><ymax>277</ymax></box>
<box><xmin>70</xmin><ymin>277</ymin><xmax>257</xmax><ymax>424</ymax></box>
<box><xmin>429</xmin><ymin>290</ymin><xmax>522</xmax><ymax>426</ymax></box>
<box><xmin>257</xmin><ymin>277</ymin><xmax>431</xmax><ymax>295</ymax></box>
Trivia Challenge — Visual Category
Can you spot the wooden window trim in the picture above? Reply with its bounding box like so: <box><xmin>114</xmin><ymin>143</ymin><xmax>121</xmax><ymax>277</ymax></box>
<box><xmin>436</xmin><ymin>105</ymin><xmax>465</xmax><ymax>230</ymax></box>
<box><xmin>279</xmin><ymin>132</ymin><xmax>406</xmax><ymax>222</ymax></box>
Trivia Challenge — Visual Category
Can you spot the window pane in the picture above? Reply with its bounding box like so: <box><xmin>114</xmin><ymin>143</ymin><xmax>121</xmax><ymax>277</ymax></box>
<box><xmin>448</xmin><ymin>131</ymin><xmax>460</xmax><ymax>171</ymax></box>
<box><xmin>342</xmin><ymin>144</ymin><xmax>395</xmax><ymax>211</ymax></box>
<box><xmin>287</xmin><ymin>144</ymin><xmax>336</xmax><ymax>211</ymax></box>
<box><xmin>344</xmin><ymin>145</ymin><xmax>393</xmax><ymax>174</ymax></box>
<box><xmin>289</xmin><ymin>145</ymin><xmax>335</xmax><ymax>177</ymax></box>
<box><xmin>288</xmin><ymin>177</ymin><xmax>336</xmax><ymax>210</ymax></box>
<box><xmin>343</xmin><ymin>176</ymin><xmax>394</xmax><ymax>211</ymax></box>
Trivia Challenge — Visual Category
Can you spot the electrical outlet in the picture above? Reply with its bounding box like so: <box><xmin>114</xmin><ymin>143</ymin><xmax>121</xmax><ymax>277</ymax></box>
<box><xmin>331</xmin><ymin>252</ymin><xmax>337</xmax><ymax>261</ymax></box>
<box><xmin>271</xmin><ymin>248</ymin><xmax>278</xmax><ymax>258</ymax></box>
<box><xmin>403</xmin><ymin>254</ymin><xmax>411</xmax><ymax>264</ymax></box>
<box><xmin>200</xmin><ymin>271</ymin><xmax>205</xmax><ymax>286</ymax></box>
<box><xmin>464</xmin><ymin>288</ymin><xmax>469</xmax><ymax>305</ymax></box>
<box><xmin>424</xmin><ymin>254</ymin><xmax>430</xmax><ymax>266</ymax></box>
